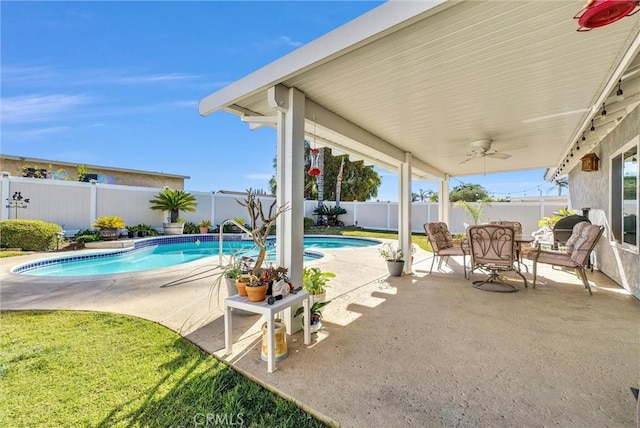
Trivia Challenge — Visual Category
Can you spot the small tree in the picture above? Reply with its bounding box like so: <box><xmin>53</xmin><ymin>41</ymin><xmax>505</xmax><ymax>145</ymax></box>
<box><xmin>236</xmin><ymin>189</ymin><xmax>290</xmax><ymax>275</ymax></box>
<box><xmin>455</xmin><ymin>200</ymin><xmax>490</xmax><ymax>225</ymax></box>
<box><xmin>149</xmin><ymin>188</ymin><xmax>198</xmax><ymax>223</ymax></box>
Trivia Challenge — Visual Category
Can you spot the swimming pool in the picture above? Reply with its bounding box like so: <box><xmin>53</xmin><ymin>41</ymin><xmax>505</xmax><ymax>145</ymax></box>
<box><xmin>13</xmin><ymin>235</ymin><xmax>380</xmax><ymax>277</ymax></box>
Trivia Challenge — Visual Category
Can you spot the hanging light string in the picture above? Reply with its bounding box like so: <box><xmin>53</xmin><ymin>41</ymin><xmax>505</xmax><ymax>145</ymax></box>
<box><xmin>449</xmin><ymin>176</ymin><xmax>558</xmax><ymax>197</ymax></box>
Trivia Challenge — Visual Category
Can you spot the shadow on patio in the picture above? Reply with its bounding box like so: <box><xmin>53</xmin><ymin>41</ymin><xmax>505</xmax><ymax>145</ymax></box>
<box><xmin>189</xmin><ymin>254</ymin><xmax>639</xmax><ymax>428</ymax></box>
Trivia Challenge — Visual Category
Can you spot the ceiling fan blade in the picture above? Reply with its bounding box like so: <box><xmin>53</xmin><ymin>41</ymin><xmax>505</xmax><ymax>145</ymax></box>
<box><xmin>486</xmin><ymin>152</ymin><xmax>511</xmax><ymax>160</ymax></box>
<box><xmin>459</xmin><ymin>156</ymin><xmax>475</xmax><ymax>164</ymax></box>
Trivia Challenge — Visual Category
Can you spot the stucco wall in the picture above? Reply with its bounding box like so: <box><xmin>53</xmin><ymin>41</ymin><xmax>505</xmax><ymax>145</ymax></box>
<box><xmin>569</xmin><ymin>105</ymin><xmax>640</xmax><ymax>298</ymax></box>
<box><xmin>0</xmin><ymin>158</ymin><xmax>184</xmax><ymax>189</ymax></box>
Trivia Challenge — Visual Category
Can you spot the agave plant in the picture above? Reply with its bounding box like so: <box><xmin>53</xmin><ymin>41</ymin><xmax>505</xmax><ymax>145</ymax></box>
<box><xmin>149</xmin><ymin>188</ymin><xmax>198</xmax><ymax>223</ymax></box>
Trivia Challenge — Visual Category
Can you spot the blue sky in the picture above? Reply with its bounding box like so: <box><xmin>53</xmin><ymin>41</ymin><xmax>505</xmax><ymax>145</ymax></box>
<box><xmin>1</xmin><ymin>1</ymin><xmax>557</xmax><ymax>201</ymax></box>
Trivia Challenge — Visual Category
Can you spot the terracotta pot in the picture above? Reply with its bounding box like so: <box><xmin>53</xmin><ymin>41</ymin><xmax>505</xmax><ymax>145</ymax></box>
<box><xmin>199</xmin><ymin>226</ymin><xmax>209</xmax><ymax>234</ymax></box>
<box><xmin>236</xmin><ymin>279</ymin><xmax>249</xmax><ymax>296</ymax></box>
<box><xmin>246</xmin><ymin>283</ymin><xmax>268</xmax><ymax>302</ymax></box>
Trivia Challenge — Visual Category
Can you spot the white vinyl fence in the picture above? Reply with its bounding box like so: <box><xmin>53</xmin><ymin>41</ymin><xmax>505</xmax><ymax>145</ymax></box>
<box><xmin>1</xmin><ymin>175</ymin><xmax>568</xmax><ymax>237</ymax></box>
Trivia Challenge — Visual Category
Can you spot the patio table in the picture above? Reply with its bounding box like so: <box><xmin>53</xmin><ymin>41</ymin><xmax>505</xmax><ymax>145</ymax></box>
<box><xmin>224</xmin><ymin>290</ymin><xmax>310</xmax><ymax>373</ymax></box>
<box><xmin>515</xmin><ymin>234</ymin><xmax>535</xmax><ymax>273</ymax></box>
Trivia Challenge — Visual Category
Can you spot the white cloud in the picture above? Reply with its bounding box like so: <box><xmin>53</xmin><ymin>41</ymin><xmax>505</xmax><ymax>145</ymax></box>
<box><xmin>1</xmin><ymin>94</ymin><xmax>92</xmax><ymax>123</ymax></box>
<box><xmin>276</xmin><ymin>36</ymin><xmax>303</xmax><ymax>48</ymax></box>
<box><xmin>108</xmin><ymin>72</ymin><xmax>204</xmax><ymax>85</ymax></box>
<box><xmin>254</xmin><ymin>35</ymin><xmax>304</xmax><ymax>50</ymax></box>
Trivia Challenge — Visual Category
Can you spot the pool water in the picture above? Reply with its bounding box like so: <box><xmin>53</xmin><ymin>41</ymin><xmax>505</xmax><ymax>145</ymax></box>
<box><xmin>15</xmin><ymin>236</ymin><xmax>379</xmax><ymax>277</ymax></box>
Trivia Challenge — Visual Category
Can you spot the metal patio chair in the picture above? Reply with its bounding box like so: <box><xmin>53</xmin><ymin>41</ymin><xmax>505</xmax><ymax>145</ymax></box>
<box><xmin>527</xmin><ymin>222</ymin><xmax>604</xmax><ymax>295</ymax></box>
<box><xmin>424</xmin><ymin>222</ymin><xmax>468</xmax><ymax>279</ymax></box>
<box><xmin>467</xmin><ymin>224</ymin><xmax>528</xmax><ymax>292</ymax></box>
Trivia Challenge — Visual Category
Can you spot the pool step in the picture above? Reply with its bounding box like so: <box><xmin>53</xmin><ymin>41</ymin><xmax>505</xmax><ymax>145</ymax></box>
<box><xmin>85</xmin><ymin>240</ymin><xmax>134</xmax><ymax>249</ymax></box>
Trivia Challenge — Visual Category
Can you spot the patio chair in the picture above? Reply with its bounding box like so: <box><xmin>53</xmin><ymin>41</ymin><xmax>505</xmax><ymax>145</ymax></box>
<box><xmin>467</xmin><ymin>224</ymin><xmax>528</xmax><ymax>292</ymax></box>
<box><xmin>527</xmin><ymin>222</ymin><xmax>604</xmax><ymax>295</ymax></box>
<box><xmin>424</xmin><ymin>222</ymin><xmax>468</xmax><ymax>278</ymax></box>
<box><xmin>490</xmin><ymin>221</ymin><xmax>525</xmax><ymax>269</ymax></box>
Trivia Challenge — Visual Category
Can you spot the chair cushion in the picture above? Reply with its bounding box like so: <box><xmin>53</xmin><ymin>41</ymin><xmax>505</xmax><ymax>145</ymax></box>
<box><xmin>570</xmin><ymin>224</ymin><xmax>603</xmax><ymax>265</ymax></box>
<box><xmin>565</xmin><ymin>221</ymin><xmax>590</xmax><ymax>253</ymax></box>
<box><xmin>531</xmin><ymin>250</ymin><xmax>576</xmax><ymax>268</ymax></box>
<box><xmin>425</xmin><ymin>222</ymin><xmax>454</xmax><ymax>251</ymax></box>
<box><xmin>437</xmin><ymin>246</ymin><xmax>467</xmax><ymax>256</ymax></box>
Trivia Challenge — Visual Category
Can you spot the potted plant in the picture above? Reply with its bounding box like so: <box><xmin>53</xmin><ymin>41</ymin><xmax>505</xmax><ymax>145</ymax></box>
<box><xmin>231</xmin><ymin>217</ymin><xmax>246</xmax><ymax>233</ymax></box>
<box><xmin>127</xmin><ymin>224</ymin><xmax>138</xmax><ymax>238</ymax></box>
<box><xmin>92</xmin><ymin>215</ymin><xmax>126</xmax><ymax>241</ymax></box>
<box><xmin>294</xmin><ymin>300</ymin><xmax>331</xmax><ymax>333</ymax></box>
<box><xmin>236</xmin><ymin>189</ymin><xmax>290</xmax><ymax>275</ymax></box>
<box><xmin>245</xmin><ymin>264</ymin><xmax>280</xmax><ymax>302</ymax></box>
<box><xmin>198</xmin><ymin>220</ymin><xmax>212</xmax><ymax>234</ymax></box>
<box><xmin>302</xmin><ymin>267</ymin><xmax>335</xmax><ymax>303</ymax></box>
<box><xmin>149</xmin><ymin>188</ymin><xmax>198</xmax><ymax>235</ymax></box>
<box><xmin>235</xmin><ymin>273</ymin><xmax>255</xmax><ymax>297</ymax></box>
<box><xmin>379</xmin><ymin>242</ymin><xmax>407</xmax><ymax>277</ymax></box>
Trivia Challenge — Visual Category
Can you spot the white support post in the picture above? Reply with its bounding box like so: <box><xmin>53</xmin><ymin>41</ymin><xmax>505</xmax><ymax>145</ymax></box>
<box><xmin>271</xmin><ymin>85</ymin><xmax>305</xmax><ymax>334</ymax></box>
<box><xmin>398</xmin><ymin>152</ymin><xmax>413</xmax><ymax>274</ymax></box>
<box><xmin>438</xmin><ymin>174</ymin><xmax>450</xmax><ymax>224</ymax></box>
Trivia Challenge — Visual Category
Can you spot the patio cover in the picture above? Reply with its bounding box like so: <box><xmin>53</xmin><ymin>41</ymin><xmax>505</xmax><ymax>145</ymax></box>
<box><xmin>199</xmin><ymin>1</ymin><xmax>640</xmax><ymax>326</ymax></box>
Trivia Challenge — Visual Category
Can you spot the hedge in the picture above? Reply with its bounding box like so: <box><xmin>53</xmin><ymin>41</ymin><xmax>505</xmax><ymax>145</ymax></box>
<box><xmin>0</xmin><ymin>219</ymin><xmax>63</xmax><ymax>251</ymax></box>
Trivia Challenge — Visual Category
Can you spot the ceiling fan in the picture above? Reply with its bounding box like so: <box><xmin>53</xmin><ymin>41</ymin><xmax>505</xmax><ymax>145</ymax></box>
<box><xmin>459</xmin><ymin>139</ymin><xmax>512</xmax><ymax>164</ymax></box>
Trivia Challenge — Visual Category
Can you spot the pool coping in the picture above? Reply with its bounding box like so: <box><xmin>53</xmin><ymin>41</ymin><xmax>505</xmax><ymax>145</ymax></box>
<box><xmin>8</xmin><ymin>234</ymin><xmax>381</xmax><ymax>277</ymax></box>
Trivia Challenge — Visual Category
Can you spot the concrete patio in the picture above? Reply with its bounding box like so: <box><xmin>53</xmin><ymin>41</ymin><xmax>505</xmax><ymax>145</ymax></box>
<box><xmin>1</xmin><ymin>244</ymin><xmax>638</xmax><ymax>427</ymax></box>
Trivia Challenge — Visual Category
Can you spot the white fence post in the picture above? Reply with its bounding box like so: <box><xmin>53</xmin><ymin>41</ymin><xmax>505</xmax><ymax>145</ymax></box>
<box><xmin>1</xmin><ymin>172</ymin><xmax>10</xmax><ymax>220</ymax></box>
<box><xmin>89</xmin><ymin>180</ymin><xmax>98</xmax><ymax>225</ymax></box>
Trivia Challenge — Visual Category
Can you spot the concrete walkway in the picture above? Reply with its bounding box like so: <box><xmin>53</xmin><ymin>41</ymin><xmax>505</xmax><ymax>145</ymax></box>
<box><xmin>1</xmin><ymin>244</ymin><xmax>639</xmax><ymax>427</ymax></box>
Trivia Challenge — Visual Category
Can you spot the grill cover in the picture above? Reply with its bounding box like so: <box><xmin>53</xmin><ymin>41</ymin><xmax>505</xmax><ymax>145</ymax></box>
<box><xmin>553</xmin><ymin>215</ymin><xmax>591</xmax><ymax>246</ymax></box>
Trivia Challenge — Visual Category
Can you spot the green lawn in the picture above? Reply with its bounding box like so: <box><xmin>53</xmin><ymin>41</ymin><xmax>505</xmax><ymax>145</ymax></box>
<box><xmin>0</xmin><ymin>251</ymin><xmax>30</xmax><ymax>258</ymax></box>
<box><xmin>0</xmin><ymin>311</ymin><xmax>328</xmax><ymax>428</ymax></box>
<box><xmin>307</xmin><ymin>227</ymin><xmax>433</xmax><ymax>252</ymax></box>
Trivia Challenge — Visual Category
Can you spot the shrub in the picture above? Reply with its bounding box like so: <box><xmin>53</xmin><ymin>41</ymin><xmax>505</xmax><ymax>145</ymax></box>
<box><xmin>0</xmin><ymin>219</ymin><xmax>63</xmax><ymax>251</ymax></box>
<box><xmin>93</xmin><ymin>216</ymin><xmax>126</xmax><ymax>229</ymax></box>
<box><xmin>73</xmin><ymin>229</ymin><xmax>101</xmax><ymax>246</ymax></box>
<box><xmin>304</xmin><ymin>217</ymin><xmax>316</xmax><ymax>228</ymax></box>
<box><xmin>183</xmin><ymin>222</ymin><xmax>199</xmax><ymax>234</ymax></box>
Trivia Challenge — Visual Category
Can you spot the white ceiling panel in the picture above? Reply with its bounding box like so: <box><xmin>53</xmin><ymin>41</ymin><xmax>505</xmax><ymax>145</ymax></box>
<box><xmin>201</xmin><ymin>0</ymin><xmax>640</xmax><ymax>179</ymax></box>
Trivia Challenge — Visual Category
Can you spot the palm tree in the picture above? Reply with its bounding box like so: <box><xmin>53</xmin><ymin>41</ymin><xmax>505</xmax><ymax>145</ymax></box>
<box><xmin>149</xmin><ymin>188</ymin><xmax>198</xmax><ymax>223</ymax></box>
<box><xmin>554</xmin><ymin>178</ymin><xmax>569</xmax><ymax>196</ymax></box>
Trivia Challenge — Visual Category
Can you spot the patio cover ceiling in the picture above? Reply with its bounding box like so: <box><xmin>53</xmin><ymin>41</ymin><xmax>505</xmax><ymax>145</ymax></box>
<box><xmin>200</xmin><ymin>1</ymin><xmax>640</xmax><ymax>181</ymax></box>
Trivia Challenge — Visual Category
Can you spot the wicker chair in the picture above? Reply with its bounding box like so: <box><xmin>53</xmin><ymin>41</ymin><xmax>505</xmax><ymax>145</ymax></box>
<box><xmin>527</xmin><ymin>222</ymin><xmax>604</xmax><ymax>295</ymax></box>
<box><xmin>424</xmin><ymin>222</ymin><xmax>468</xmax><ymax>278</ymax></box>
<box><xmin>467</xmin><ymin>224</ymin><xmax>528</xmax><ymax>292</ymax></box>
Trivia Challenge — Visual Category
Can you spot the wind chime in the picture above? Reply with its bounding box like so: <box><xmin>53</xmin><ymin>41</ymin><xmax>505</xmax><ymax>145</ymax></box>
<box><xmin>308</xmin><ymin>117</ymin><xmax>321</xmax><ymax>176</ymax></box>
